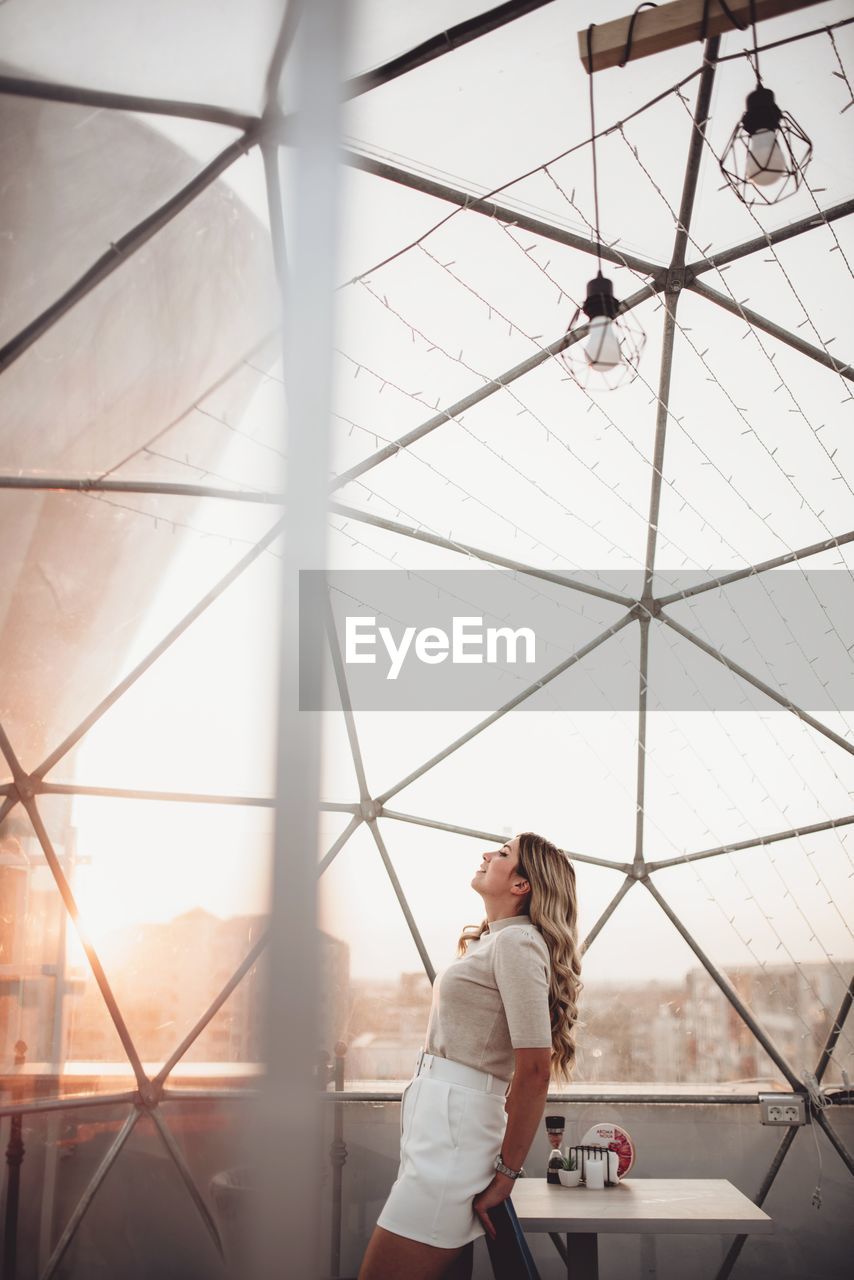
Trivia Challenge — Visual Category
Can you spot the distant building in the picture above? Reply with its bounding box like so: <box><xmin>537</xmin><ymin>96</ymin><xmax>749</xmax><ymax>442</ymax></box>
<box><xmin>0</xmin><ymin>834</ymin><xmax>33</xmax><ymax>1060</ymax></box>
<box><xmin>320</xmin><ymin>929</ymin><xmax>351</xmax><ymax>1055</ymax></box>
<box><xmin>0</xmin><ymin>831</ymin><xmax>76</xmax><ymax>1069</ymax></box>
<box><xmin>530</xmin><ymin>959</ymin><xmax>853</xmax><ymax>1086</ymax></box>
<box><xmin>1</xmin><ymin>888</ymin><xmax>351</xmax><ymax>1079</ymax></box>
<box><xmin>347</xmin><ymin>1032</ymin><xmax>422</xmax><ymax>1080</ymax></box>
<box><xmin>683</xmin><ymin>961</ymin><xmax>853</xmax><ymax>1085</ymax></box>
<box><xmin>344</xmin><ymin>972</ymin><xmax>432</xmax><ymax>1080</ymax></box>
<box><xmin>651</xmin><ymin>1000</ymin><xmax>687</xmax><ymax>1081</ymax></box>
<box><xmin>69</xmin><ymin>912</ymin><xmax>351</xmax><ymax>1069</ymax></box>
<box><xmin>574</xmin><ymin>980</ymin><xmax>684</xmax><ymax>1082</ymax></box>
<box><xmin>4</xmin><ymin>863</ymin><xmax>851</xmax><ymax>1091</ymax></box>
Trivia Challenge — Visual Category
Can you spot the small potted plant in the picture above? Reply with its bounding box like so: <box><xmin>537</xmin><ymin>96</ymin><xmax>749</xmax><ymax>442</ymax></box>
<box><xmin>557</xmin><ymin>1152</ymin><xmax>581</xmax><ymax>1187</ymax></box>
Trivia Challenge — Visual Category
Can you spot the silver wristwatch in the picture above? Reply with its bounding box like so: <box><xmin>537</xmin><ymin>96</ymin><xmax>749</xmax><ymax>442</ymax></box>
<box><xmin>494</xmin><ymin>1152</ymin><xmax>523</xmax><ymax>1180</ymax></box>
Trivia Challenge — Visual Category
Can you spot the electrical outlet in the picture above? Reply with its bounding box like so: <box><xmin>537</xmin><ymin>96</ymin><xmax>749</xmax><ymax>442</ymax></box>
<box><xmin>758</xmin><ymin>1093</ymin><xmax>807</xmax><ymax>1126</ymax></box>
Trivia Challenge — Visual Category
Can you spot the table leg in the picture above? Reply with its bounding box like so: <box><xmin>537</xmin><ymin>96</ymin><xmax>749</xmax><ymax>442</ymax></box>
<box><xmin>565</xmin><ymin>1232</ymin><xmax>598</xmax><ymax>1280</ymax></box>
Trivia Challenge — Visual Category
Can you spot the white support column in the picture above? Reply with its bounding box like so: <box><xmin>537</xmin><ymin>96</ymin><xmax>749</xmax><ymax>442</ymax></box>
<box><xmin>250</xmin><ymin>1</ymin><xmax>346</xmax><ymax>1277</ymax></box>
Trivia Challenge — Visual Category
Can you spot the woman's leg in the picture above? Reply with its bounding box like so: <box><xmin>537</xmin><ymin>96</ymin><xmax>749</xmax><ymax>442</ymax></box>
<box><xmin>358</xmin><ymin>1226</ymin><xmax>473</xmax><ymax>1280</ymax></box>
<box><xmin>443</xmin><ymin>1240</ymin><xmax>474</xmax><ymax>1280</ymax></box>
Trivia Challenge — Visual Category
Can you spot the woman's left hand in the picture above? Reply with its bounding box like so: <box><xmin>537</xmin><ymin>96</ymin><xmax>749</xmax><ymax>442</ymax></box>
<box><xmin>472</xmin><ymin>1175</ymin><xmax>512</xmax><ymax>1240</ymax></box>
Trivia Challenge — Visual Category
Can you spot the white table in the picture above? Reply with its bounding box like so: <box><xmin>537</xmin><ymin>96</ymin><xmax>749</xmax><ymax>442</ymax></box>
<box><xmin>510</xmin><ymin>1178</ymin><xmax>773</xmax><ymax>1280</ymax></box>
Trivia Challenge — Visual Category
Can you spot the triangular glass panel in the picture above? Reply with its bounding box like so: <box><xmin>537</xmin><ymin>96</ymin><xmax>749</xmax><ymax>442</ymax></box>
<box><xmin>574</xmin><ymin>877</ymin><xmax>789</xmax><ymax>1086</ymax></box>
<box><xmin>716</xmin><ymin>245</ymin><xmax>854</xmax><ymax>430</ymax></box>
<box><xmin>658</xmin><ymin>550</ymin><xmax>854</xmax><ymax>726</ymax></box>
<box><xmin>0</xmin><ymin>2</ymin><xmax>284</xmax><ymax>125</ymax></box>
<box><xmin>0</xmin><ymin>800</ymin><xmax>136</xmax><ymax>1100</ymax></box>
<box><xmin>52</xmin><ymin>545</ymin><xmax>280</xmax><ymax>797</ymax></box>
<box><xmin>321</xmin><ymin>542</ymin><xmax>637</xmax><ymax>799</ymax></box>
<box><xmin>653</xmin><ymin>829</ymin><xmax>854</xmax><ymax>1082</ymax></box>
<box><xmin>30</xmin><ymin>790</ymin><xmax>272</xmax><ymax>1082</ymax></box>
<box><xmin>383</xmin><ymin>818</ymin><xmax>630</xmax><ymax>972</ymax></box>
<box><xmin>368</xmin><ymin>821</ymin><xmax>503</xmax><ymax>981</ymax></box>
<box><xmin>333</xmin><ymin>293</ymin><xmax>662</xmax><ymax>578</ymax></box>
<box><xmin>57</xmin><ymin>1110</ymin><xmax>227</xmax><ymax>1279</ymax></box>
<box><xmin>0</xmin><ymin>103</ymin><xmax>276</xmax><ymax>476</ymax></box>
<box><xmin>318</xmin><ymin>821</ymin><xmax>432</xmax><ymax>1084</ymax></box>
<box><xmin>0</xmin><ymin>487</ymin><xmax>280</xmax><ymax>778</ymax></box>
<box><xmin>127</xmin><ymin>907</ymin><xmax>267</xmax><ymax>1081</ymax></box>
<box><xmin>653</xmin><ymin>290</ymin><xmax>854</xmax><ymax>572</ymax></box>
<box><xmin>381</xmin><ymin>704</ymin><xmax>640</xmax><ymax>866</ymax></box>
<box><xmin>318</xmin><ymin>689</ymin><xmax>381</xmax><ymax>806</ymax></box>
<box><xmin>107</xmin><ymin>335</ymin><xmax>285</xmax><ymax>493</ymax></box>
<box><xmin>148</xmin><ymin>926</ymin><xmax>268</xmax><ymax>1094</ymax></box>
<box><xmin>14</xmin><ymin>1100</ymin><xmax>141</xmax><ymax>1275</ymax></box>
<box><xmin>644</xmin><ymin>633</ymin><xmax>854</xmax><ymax>857</ymax></box>
<box><xmin>161</xmin><ymin>812</ymin><xmax>389</xmax><ymax>1091</ymax></box>
<box><xmin>347</xmin><ymin>41</ymin><xmax>686</xmax><ymax>263</ymax></box>
<box><xmin>131</xmin><ymin>1095</ymin><xmax>255</xmax><ymax>1243</ymax></box>
<box><xmin>0</xmin><ymin>99</ymin><xmax>244</xmax><ymax>355</ymax></box>
<box><xmin>144</xmin><ymin>811</ymin><xmax>356</xmax><ymax>1091</ymax></box>
<box><xmin>336</xmin><ymin>707</ymin><xmax>503</xmax><ymax>812</ymax></box>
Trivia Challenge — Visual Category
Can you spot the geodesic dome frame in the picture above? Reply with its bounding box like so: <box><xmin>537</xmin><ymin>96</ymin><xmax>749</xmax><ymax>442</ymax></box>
<box><xmin>0</xmin><ymin>2</ymin><xmax>853</xmax><ymax>1277</ymax></box>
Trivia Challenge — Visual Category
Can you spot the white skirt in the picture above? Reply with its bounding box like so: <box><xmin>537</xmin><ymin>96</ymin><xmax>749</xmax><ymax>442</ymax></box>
<box><xmin>376</xmin><ymin>1064</ymin><xmax>509</xmax><ymax>1248</ymax></box>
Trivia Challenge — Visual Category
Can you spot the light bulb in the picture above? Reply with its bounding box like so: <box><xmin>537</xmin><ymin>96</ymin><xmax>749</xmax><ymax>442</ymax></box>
<box><xmin>745</xmin><ymin>128</ymin><xmax>785</xmax><ymax>187</ymax></box>
<box><xmin>584</xmin><ymin>316</ymin><xmax>622</xmax><ymax>371</ymax></box>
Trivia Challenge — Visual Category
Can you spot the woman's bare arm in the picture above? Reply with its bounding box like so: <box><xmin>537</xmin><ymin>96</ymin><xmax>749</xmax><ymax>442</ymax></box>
<box><xmin>472</xmin><ymin>1047</ymin><xmax>551</xmax><ymax>1238</ymax></box>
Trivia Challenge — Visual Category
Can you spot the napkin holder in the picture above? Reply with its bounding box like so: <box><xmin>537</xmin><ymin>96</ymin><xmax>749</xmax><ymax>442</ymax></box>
<box><xmin>567</xmin><ymin>1144</ymin><xmax>618</xmax><ymax>1187</ymax></box>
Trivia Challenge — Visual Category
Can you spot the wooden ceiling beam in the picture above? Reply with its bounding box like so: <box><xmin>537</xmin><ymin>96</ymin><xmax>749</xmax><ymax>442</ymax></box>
<box><xmin>579</xmin><ymin>0</ymin><xmax>827</xmax><ymax>72</ymax></box>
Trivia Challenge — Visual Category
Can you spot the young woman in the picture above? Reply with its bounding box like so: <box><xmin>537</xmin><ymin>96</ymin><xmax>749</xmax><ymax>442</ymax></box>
<box><xmin>358</xmin><ymin>831</ymin><xmax>582</xmax><ymax>1280</ymax></box>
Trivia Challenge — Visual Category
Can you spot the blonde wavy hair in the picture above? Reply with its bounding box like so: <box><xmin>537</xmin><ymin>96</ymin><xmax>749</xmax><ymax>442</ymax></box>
<box><xmin>456</xmin><ymin>831</ymin><xmax>583</xmax><ymax>1081</ymax></box>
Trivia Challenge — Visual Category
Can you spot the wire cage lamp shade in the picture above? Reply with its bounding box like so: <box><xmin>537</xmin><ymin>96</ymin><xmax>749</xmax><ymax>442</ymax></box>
<box><xmin>558</xmin><ymin>272</ymin><xmax>647</xmax><ymax>391</ymax></box>
<box><xmin>719</xmin><ymin>83</ymin><xmax>813</xmax><ymax>207</ymax></box>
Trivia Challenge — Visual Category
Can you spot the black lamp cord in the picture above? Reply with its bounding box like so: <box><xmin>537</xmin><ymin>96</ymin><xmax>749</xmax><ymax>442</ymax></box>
<box><xmin>748</xmin><ymin>0</ymin><xmax>762</xmax><ymax>83</ymax></box>
<box><xmin>585</xmin><ymin>23</ymin><xmax>603</xmax><ymax>273</ymax></box>
<box><xmin>589</xmin><ymin>2</ymin><xmax>663</xmax><ymax>271</ymax></box>
<box><xmin>618</xmin><ymin>3</ymin><xmax>658</xmax><ymax>66</ymax></box>
<box><xmin>696</xmin><ymin>1</ymin><xmax>760</xmax><ymax>80</ymax></box>
<box><xmin>699</xmin><ymin>0</ymin><xmax>747</xmax><ymax>41</ymax></box>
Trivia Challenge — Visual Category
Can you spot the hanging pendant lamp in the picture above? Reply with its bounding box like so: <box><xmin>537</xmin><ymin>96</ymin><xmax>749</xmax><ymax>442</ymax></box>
<box><xmin>719</xmin><ymin>1</ymin><xmax>812</xmax><ymax>206</ymax></box>
<box><xmin>559</xmin><ymin>23</ymin><xmax>646</xmax><ymax>391</ymax></box>
<box><xmin>558</xmin><ymin>272</ymin><xmax>646</xmax><ymax>390</ymax></box>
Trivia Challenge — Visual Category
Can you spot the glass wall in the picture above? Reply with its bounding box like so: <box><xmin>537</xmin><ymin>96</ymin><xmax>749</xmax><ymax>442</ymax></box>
<box><xmin>1</xmin><ymin>1</ymin><xmax>852</xmax><ymax>1276</ymax></box>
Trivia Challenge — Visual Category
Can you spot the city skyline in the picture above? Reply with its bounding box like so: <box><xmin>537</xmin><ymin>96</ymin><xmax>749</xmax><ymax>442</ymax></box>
<box><xmin>4</xmin><ymin>878</ymin><xmax>849</xmax><ymax>1089</ymax></box>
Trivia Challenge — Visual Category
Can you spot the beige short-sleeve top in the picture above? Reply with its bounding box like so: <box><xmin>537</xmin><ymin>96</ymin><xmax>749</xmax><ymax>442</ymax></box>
<box><xmin>424</xmin><ymin>914</ymin><xmax>552</xmax><ymax>1082</ymax></box>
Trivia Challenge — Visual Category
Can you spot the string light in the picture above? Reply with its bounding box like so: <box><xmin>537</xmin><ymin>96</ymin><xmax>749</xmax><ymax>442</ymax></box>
<box><xmin>335</xmin><ymin>288</ymin><xmax>854</xmax><ymax>911</ymax></box>
<box><xmin>403</xmin><ymin>216</ymin><xmax>854</xmax><ymax>747</ymax></box>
